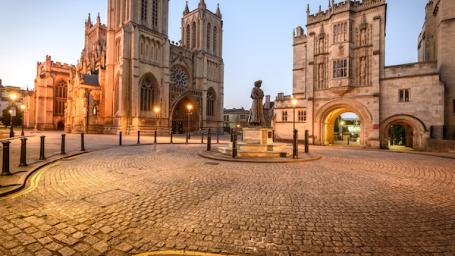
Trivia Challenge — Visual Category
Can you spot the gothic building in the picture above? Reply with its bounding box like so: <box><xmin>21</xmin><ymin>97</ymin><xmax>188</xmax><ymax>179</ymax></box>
<box><xmin>274</xmin><ymin>0</ymin><xmax>454</xmax><ymax>150</ymax></box>
<box><xmin>24</xmin><ymin>0</ymin><xmax>224</xmax><ymax>134</ymax></box>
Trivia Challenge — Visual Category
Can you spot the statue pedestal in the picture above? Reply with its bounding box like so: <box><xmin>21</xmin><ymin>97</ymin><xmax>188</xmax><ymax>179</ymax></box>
<box><xmin>217</xmin><ymin>127</ymin><xmax>292</xmax><ymax>158</ymax></box>
<box><xmin>242</xmin><ymin>127</ymin><xmax>273</xmax><ymax>145</ymax></box>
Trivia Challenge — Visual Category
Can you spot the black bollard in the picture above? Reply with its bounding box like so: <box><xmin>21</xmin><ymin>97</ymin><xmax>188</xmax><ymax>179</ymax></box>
<box><xmin>119</xmin><ymin>131</ymin><xmax>123</xmax><ymax>146</ymax></box>
<box><xmin>217</xmin><ymin>132</ymin><xmax>219</xmax><ymax>144</ymax></box>
<box><xmin>305</xmin><ymin>130</ymin><xmax>309</xmax><ymax>153</ymax></box>
<box><xmin>201</xmin><ymin>131</ymin><xmax>204</xmax><ymax>144</ymax></box>
<box><xmin>61</xmin><ymin>134</ymin><xmax>66</xmax><ymax>155</ymax></box>
<box><xmin>230</xmin><ymin>129</ymin><xmax>234</xmax><ymax>142</ymax></box>
<box><xmin>81</xmin><ymin>133</ymin><xmax>86</xmax><ymax>151</ymax></box>
<box><xmin>207</xmin><ymin>129</ymin><xmax>212</xmax><ymax>151</ymax></box>
<box><xmin>154</xmin><ymin>130</ymin><xmax>157</xmax><ymax>144</ymax></box>
<box><xmin>137</xmin><ymin>131</ymin><xmax>141</xmax><ymax>145</ymax></box>
<box><xmin>19</xmin><ymin>137</ymin><xmax>27</xmax><ymax>167</ymax></box>
<box><xmin>2</xmin><ymin>140</ymin><xmax>11</xmax><ymax>176</ymax></box>
<box><xmin>232</xmin><ymin>131</ymin><xmax>238</xmax><ymax>158</ymax></box>
<box><xmin>170</xmin><ymin>131</ymin><xmax>173</xmax><ymax>144</ymax></box>
<box><xmin>293</xmin><ymin>129</ymin><xmax>298</xmax><ymax>159</ymax></box>
<box><xmin>186</xmin><ymin>132</ymin><xmax>189</xmax><ymax>144</ymax></box>
<box><xmin>39</xmin><ymin>136</ymin><xmax>45</xmax><ymax>160</ymax></box>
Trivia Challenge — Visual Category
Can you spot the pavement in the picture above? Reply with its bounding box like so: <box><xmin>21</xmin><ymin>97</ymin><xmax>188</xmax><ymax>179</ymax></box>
<box><xmin>0</xmin><ymin>140</ymin><xmax>455</xmax><ymax>255</ymax></box>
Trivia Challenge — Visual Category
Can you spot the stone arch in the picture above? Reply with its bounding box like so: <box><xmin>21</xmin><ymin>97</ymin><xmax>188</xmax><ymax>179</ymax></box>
<box><xmin>315</xmin><ymin>99</ymin><xmax>373</xmax><ymax>146</ymax></box>
<box><xmin>380</xmin><ymin>114</ymin><xmax>428</xmax><ymax>150</ymax></box>
<box><xmin>170</xmin><ymin>93</ymin><xmax>200</xmax><ymax>134</ymax></box>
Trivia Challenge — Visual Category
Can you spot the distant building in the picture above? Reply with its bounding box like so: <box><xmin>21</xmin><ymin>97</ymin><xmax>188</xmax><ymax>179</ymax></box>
<box><xmin>273</xmin><ymin>0</ymin><xmax>454</xmax><ymax>151</ymax></box>
<box><xmin>223</xmin><ymin>108</ymin><xmax>249</xmax><ymax>131</ymax></box>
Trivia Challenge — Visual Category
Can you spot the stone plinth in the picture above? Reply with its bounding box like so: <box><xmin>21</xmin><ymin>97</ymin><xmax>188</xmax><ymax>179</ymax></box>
<box><xmin>243</xmin><ymin>127</ymin><xmax>273</xmax><ymax>145</ymax></box>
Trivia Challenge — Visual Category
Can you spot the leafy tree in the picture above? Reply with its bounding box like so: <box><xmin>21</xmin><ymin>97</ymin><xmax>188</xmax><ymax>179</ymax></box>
<box><xmin>1</xmin><ymin>106</ymin><xmax>23</xmax><ymax>127</ymax></box>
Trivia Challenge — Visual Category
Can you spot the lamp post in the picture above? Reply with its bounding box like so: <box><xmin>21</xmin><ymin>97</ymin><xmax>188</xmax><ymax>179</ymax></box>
<box><xmin>9</xmin><ymin>93</ymin><xmax>17</xmax><ymax>138</ymax></box>
<box><xmin>187</xmin><ymin>104</ymin><xmax>193</xmax><ymax>141</ymax></box>
<box><xmin>291</xmin><ymin>97</ymin><xmax>298</xmax><ymax>159</ymax></box>
<box><xmin>20</xmin><ymin>104</ymin><xmax>26</xmax><ymax>136</ymax></box>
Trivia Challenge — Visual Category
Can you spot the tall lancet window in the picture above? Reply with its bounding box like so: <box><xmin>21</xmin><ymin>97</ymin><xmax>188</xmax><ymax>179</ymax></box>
<box><xmin>140</xmin><ymin>76</ymin><xmax>155</xmax><ymax>112</ymax></box>
<box><xmin>192</xmin><ymin>22</ymin><xmax>196</xmax><ymax>48</ymax></box>
<box><xmin>213</xmin><ymin>26</ymin><xmax>218</xmax><ymax>54</ymax></box>
<box><xmin>207</xmin><ymin>88</ymin><xmax>216</xmax><ymax>117</ymax></box>
<box><xmin>152</xmin><ymin>0</ymin><xmax>159</xmax><ymax>28</ymax></box>
<box><xmin>141</xmin><ymin>0</ymin><xmax>148</xmax><ymax>22</ymax></box>
<box><xmin>186</xmin><ymin>24</ymin><xmax>191</xmax><ymax>47</ymax></box>
<box><xmin>207</xmin><ymin>23</ymin><xmax>211</xmax><ymax>52</ymax></box>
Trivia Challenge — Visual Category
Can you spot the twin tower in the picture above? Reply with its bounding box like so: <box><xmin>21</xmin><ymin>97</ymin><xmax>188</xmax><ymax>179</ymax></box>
<box><xmin>104</xmin><ymin>0</ymin><xmax>224</xmax><ymax>133</ymax></box>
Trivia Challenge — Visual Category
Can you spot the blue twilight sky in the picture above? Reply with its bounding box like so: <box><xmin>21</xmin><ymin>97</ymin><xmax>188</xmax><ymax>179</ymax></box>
<box><xmin>0</xmin><ymin>0</ymin><xmax>427</xmax><ymax>108</ymax></box>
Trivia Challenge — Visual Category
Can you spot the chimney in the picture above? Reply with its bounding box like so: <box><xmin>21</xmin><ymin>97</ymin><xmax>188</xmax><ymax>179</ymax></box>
<box><xmin>265</xmin><ymin>95</ymin><xmax>271</xmax><ymax>109</ymax></box>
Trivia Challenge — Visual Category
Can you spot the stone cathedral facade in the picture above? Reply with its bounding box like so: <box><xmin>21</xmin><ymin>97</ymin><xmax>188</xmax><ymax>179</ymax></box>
<box><xmin>274</xmin><ymin>0</ymin><xmax>455</xmax><ymax>150</ymax></box>
<box><xmin>24</xmin><ymin>0</ymin><xmax>224</xmax><ymax>134</ymax></box>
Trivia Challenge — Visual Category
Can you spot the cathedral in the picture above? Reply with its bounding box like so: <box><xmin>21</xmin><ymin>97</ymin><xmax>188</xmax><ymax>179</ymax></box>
<box><xmin>24</xmin><ymin>0</ymin><xmax>224</xmax><ymax>135</ymax></box>
<box><xmin>273</xmin><ymin>0</ymin><xmax>455</xmax><ymax>150</ymax></box>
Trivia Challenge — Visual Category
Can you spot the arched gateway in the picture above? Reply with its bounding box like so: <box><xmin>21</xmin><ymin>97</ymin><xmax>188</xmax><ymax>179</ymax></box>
<box><xmin>170</xmin><ymin>96</ymin><xmax>200</xmax><ymax>134</ymax></box>
<box><xmin>314</xmin><ymin>99</ymin><xmax>373</xmax><ymax>147</ymax></box>
<box><xmin>380</xmin><ymin>115</ymin><xmax>428</xmax><ymax>150</ymax></box>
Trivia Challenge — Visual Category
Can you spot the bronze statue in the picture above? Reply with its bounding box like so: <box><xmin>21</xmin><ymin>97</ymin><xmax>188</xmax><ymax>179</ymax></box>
<box><xmin>248</xmin><ymin>80</ymin><xmax>266</xmax><ymax>126</ymax></box>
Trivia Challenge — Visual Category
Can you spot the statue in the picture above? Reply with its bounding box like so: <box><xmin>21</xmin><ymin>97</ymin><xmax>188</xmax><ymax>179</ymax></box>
<box><xmin>248</xmin><ymin>80</ymin><xmax>266</xmax><ymax>126</ymax></box>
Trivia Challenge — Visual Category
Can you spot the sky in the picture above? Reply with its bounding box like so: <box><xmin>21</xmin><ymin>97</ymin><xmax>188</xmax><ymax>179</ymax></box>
<box><xmin>0</xmin><ymin>0</ymin><xmax>427</xmax><ymax>108</ymax></box>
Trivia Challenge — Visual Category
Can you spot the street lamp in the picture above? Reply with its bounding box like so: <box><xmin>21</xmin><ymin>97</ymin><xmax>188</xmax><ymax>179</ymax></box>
<box><xmin>154</xmin><ymin>106</ymin><xmax>160</xmax><ymax>131</ymax></box>
<box><xmin>291</xmin><ymin>97</ymin><xmax>298</xmax><ymax>159</ymax></box>
<box><xmin>20</xmin><ymin>104</ymin><xmax>26</xmax><ymax>136</ymax></box>
<box><xmin>186</xmin><ymin>104</ymin><xmax>193</xmax><ymax>141</ymax></box>
<box><xmin>9</xmin><ymin>93</ymin><xmax>17</xmax><ymax>138</ymax></box>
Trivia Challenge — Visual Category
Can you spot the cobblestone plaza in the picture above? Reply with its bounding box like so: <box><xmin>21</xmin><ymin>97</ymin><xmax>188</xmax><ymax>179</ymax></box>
<box><xmin>1</xmin><ymin>141</ymin><xmax>455</xmax><ymax>255</ymax></box>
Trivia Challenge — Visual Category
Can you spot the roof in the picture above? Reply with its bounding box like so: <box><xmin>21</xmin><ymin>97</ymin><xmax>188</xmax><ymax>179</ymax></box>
<box><xmin>224</xmin><ymin>108</ymin><xmax>249</xmax><ymax>114</ymax></box>
<box><xmin>81</xmin><ymin>74</ymin><xmax>99</xmax><ymax>86</ymax></box>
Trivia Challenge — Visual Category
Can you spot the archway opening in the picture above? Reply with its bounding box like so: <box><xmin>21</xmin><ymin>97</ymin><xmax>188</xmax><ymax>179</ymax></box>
<box><xmin>334</xmin><ymin>112</ymin><xmax>361</xmax><ymax>145</ymax></box>
<box><xmin>324</xmin><ymin>109</ymin><xmax>363</xmax><ymax>146</ymax></box>
<box><xmin>388</xmin><ymin>123</ymin><xmax>413</xmax><ymax>150</ymax></box>
<box><xmin>171</xmin><ymin>97</ymin><xmax>199</xmax><ymax>134</ymax></box>
<box><xmin>57</xmin><ymin>121</ymin><xmax>65</xmax><ymax>131</ymax></box>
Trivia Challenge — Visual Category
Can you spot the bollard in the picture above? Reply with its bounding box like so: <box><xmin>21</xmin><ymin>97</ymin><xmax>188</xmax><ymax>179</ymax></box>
<box><xmin>217</xmin><ymin>132</ymin><xmax>219</xmax><ymax>144</ymax></box>
<box><xmin>293</xmin><ymin>129</ymin><xmax>298</xmax><ymax>159</ymax></box>
<box><xmin>61</xmin><ymin>134</ymin><xmax>66</xmax><ymax>155</ymax></box>
<box><xmin>39</xmin><ymin>136</ymin><xmax>46</xmax><ymax>160</ymax></box>
<box><xmin>186</xmin><ymin>132</ymin><xmax>189</xmax><ymax>144</ymax></box>
<box><xmin>232</xmin><ymin>131</ymin><xmax>238</xmax><ymax>158</ymax></box>
<box><xmin>207</xmin><ymin>129</ymin><xmax>212</xmax><ymax>151</ymax></box>
<box><xmin>201</xmin><ymin>132</ymin><xmax>204</xmax><ymax>144</ymax></box>
<box><xmin>2</xmin><ymin>140</ymin><xmax>11</xmax><ymax>176</ymax></box>
<box><xmin>305</xmin><ymin>130</ymin><xmax>309</xmax><ymax>153</ymax></box>
<box><xmin>81</xmin><ymin>133</ymin><xmax>86</xmax><ymax>151</ymax></box>
<box><xmin>230</xmin><ymin>129</ymin><xmax>234</xmax><ymax>142</ymax></box>
<box><xmin>170</xmin><ymin>131</ymin><xmax>173</xmax><ymax>144</ymax></box>
<box><xmin>137</xmin><ymin>131</ymin><xmax>141</xmax><ymax>144</ymax></box>
<box><xmin>19</xmin><ymin>137</ymin><xmax>27</xmax><ymax>167</ymax></box>
<box><xmin>119</xmin><ymin>131</ymin><xmax>123</xmax><ymax>146</ymax></box>
<box><xmin>154</xmin><ymin>130</ymin><xmax>157</xmax><ymax>144</ymax></box>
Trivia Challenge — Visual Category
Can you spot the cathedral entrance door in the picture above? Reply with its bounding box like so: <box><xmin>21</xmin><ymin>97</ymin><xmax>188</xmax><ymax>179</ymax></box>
<box><xmin>171</xmin><ymin>97</ymin><xmax>199</xmax><ymax>134</ymax></box>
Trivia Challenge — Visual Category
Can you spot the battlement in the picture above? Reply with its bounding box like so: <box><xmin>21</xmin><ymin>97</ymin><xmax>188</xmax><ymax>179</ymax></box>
<box><xmin>307</xmin><ymin>0</ymin><xmax>386</xmax><ymax>25</ymax></box>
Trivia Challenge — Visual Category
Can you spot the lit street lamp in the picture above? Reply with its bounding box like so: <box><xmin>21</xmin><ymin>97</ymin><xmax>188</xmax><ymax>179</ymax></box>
<box><xmin>187</xmin><ymin>104</ymin><xmax>193</xmax><ymax>141</ymax></box>
<box><xmin>154</xmin><ymin>106</ymin><xmax>160</xmax><ymax>132</ymax></box>
<box><xmin>20</xmin><ymin>104</ymin><xmax>26</xmax><ymax>136</ymax></box>
<box><xmin>9</xmin><ymin>93</ymin><xmax>17</xmax><ymax>138</ymax></box>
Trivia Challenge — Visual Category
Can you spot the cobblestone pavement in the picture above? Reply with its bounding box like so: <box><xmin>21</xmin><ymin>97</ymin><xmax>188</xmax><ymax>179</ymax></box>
<box><xmin>1</xmin><ymin>145</ymin><xmax>455</xmax><ymax>255</ymax></box>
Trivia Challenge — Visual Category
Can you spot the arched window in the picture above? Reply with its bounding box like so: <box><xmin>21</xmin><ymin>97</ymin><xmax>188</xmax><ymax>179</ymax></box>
<box><xmin>186</xmin><ymin>24</ymin><xmax>190</xmax><ymax>47</ymax></box>
<box><xmin>141</xmin><ymin>0</ymin><xmax>148</xmax><ymax>22</ymax></box>
<box><xmin>152</xmin><ymin>0</ymin><xmax>159</xmax><ymax>28</ymax></box>
<box><xmin>54</xmin><ymin>80</ymin><xmax>67</xmax><ymax>116</ymax></box>
<box><xmin>140</xmin><ymin>75</ymin><xmax>156</xmax><ymax>112</ymax></box>
<box><xmin>206</xmin><ymin>88</ymin><xmax>216</xmax><ymax>117</ymax></box>
<box><xmin>192</xmin><ymin>22</ymin><xmax>196</xmax><ymax>48</ymax></box>
<box><xmin>213</xmin><ymin>26</ymin><xmax>218</xmax><ymax>54</ymax></box>
<box><xmin>207</xmin><ymin>23</ymin><xmax>211</xmax><ymax>52</ymax></box>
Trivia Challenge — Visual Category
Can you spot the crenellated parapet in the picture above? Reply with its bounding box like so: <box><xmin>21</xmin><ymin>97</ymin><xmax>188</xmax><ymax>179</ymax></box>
<box><xmin>307</xmin><ymin>0</ymin><xmax>386</xmax><ymax>25</ymax></box>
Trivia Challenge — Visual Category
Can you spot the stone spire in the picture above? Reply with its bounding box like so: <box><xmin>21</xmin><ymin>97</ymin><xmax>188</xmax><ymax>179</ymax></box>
<box><xmin>183</xmin><ymin>1</ymin><xmax>190</xmax><ymax>15</ymax></box>
<box><xmin>198</xmin><ymin>0</ymin><xmax>206</xmax><ymax>10</ymax></box>
<box><xmin>96</xmin><ymin>12</ymin><xmax>101</xmax><ymax>24</ymax></box>
<box><xmin>216</xmin><ymin>3</ymin><xmax>222</xmax><ymax>18</ymax></box>
<box><xmin>307</xmin><ymin>4</ymin><xmax>310</xmax><ymax>15</ymax></box>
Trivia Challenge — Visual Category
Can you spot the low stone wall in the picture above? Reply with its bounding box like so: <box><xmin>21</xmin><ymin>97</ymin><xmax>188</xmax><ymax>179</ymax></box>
<box><xmin>426</xmin><ymin>139</ymin><xmax>455</xmax><ymax>153</ymax></box>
